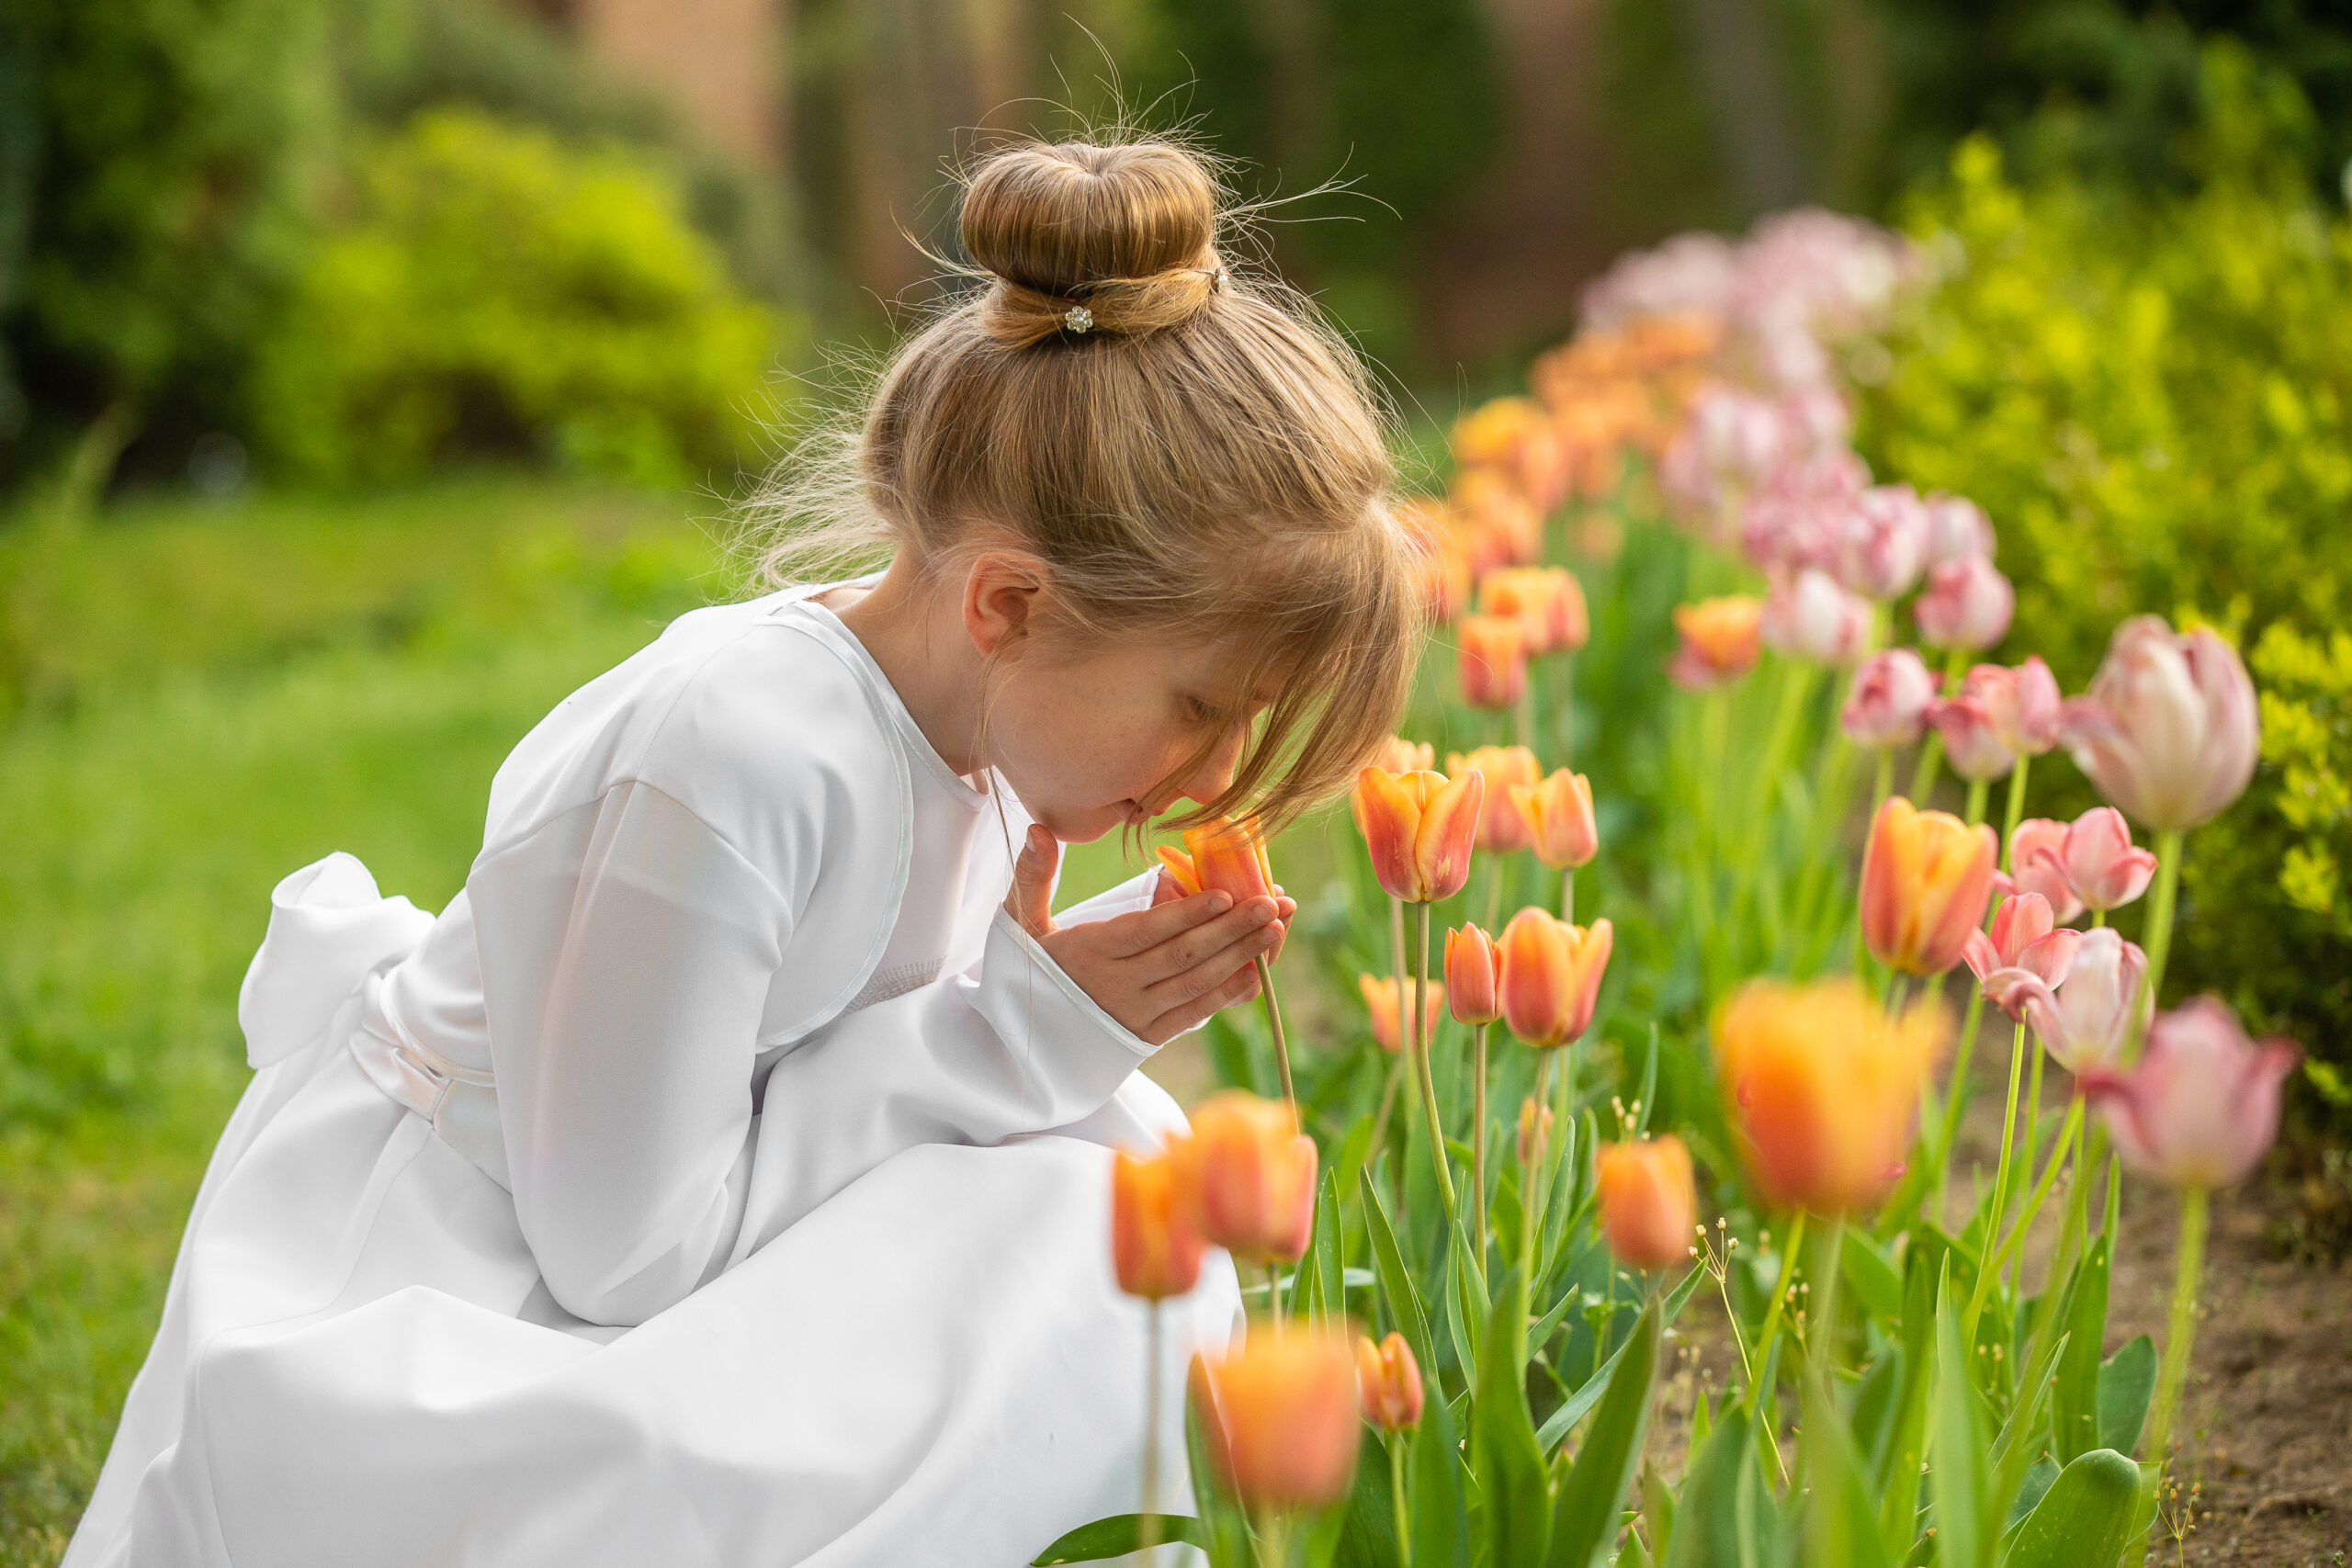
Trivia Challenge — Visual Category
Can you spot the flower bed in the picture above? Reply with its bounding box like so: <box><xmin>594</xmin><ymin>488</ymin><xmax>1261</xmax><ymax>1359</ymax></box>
<box><xmin>1037</xmin><ymin>208</ymin><xmax>2295</xmax><ymax>1568</ymax></box>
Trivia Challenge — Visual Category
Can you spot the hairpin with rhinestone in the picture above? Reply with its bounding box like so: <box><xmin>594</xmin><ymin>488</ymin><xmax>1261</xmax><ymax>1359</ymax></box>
<box><xmin>1062</xmin><ymin>305</ymin><xmax>1094</xmax><ymax>333</ymax></box>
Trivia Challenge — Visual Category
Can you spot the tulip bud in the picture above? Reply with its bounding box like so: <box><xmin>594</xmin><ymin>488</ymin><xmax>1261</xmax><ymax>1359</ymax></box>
<box><xmin>1356</xmin><ymin>1332</ymin><xmax>1423</xmax><ymax>1431</ymax></box>
<box><xmin>1962</xmin><ymin>892</ymin><xmax>2080</xmax><ymax>1011</ymax></box>
<box><xmin>2060</xmin><ymin>807</ymin><xmax>2157</xmax><ymax>912</ymax></box>
<box><xmin>1443</xmin><ymin>924</ymin><xmax>1503</xmax><ymax>1025</ymax></box>
<box><xmin>1516</xmin><ymin>1097</ymin><xmax>1555</xmax><ymax>1165</ymax></box>
<box><xmin>1458</xmin><ymin>614</ymin><xmax>1528</xmax><ymax>709</ymax></box>
<box><xmin>1926</xmin><ymin>693</ymin><xmax>2016</xmax><ymax>783</ymax></box>
<box><xmin>1190</xmin><ymin>1330</ymin><xmax>1362</xmax><ymax>1511</ymax></box>
<box><xmin>1668</xmin><ymin>597</ymin><xmax>1763</xmax><ymax>690</ymax></box>
<box><xmin>1715</xmin><ymin>979</ymin><xmax>1946</xmax><ymax>1213</ymax></box>
<box><xmin>2061</xmin><ymin>616</ymin><xmax>2259</xmax><ymax>834</ymax></box>
<box><xmin>1359</xmin><ymin>974</ymin><xmax>1444</xmax><ymax>1053</ymax></box>
<box><xmin>1183</xmin><ymin>1092</ymin><xmax>1317</xmax><ymax>1265</ymax></box>
<box><xmin>1859</xmin><ymin>796</ymin><xmax>1997</xmax><ymax>976</ymax></box>
<box><xmin>1921</xmin><ymin>492</ymin><xmax>1994</xmax><ymax>566</ymax></box>
<box><xmin>1914</xmin><ymin>555</ymin><xmax>2014</xmax><ymax>650</ymax></box>
<box><xmin>1509</xmin><ymin>768</ymin><xmax>1599</xmax><ymax>871</ymax></box>
<box><xmin>1369</xmin><ymin>736</ymin><xmax>1436</xmax><ymax>777</ymax></box>
<box><xmin>1759</xmin><ymin>567</ymin><xmax>1871</xmax><ymax>665</ymax></box>
<box><xmin>1597</xmin><ymin>1135</ymin><xmax>1698</xmax><ymax>1270</ymax></box>
<box><xmin>2005</xmin><ymin>818</ymin><xmax>2085</xmax><ymax>922</ymax></box>
<box><xmin>1841</xmin><ymin>649</ymin><xmax>1938</xmax><ymax>749</ymax></box>
<box><xmin>1480</xmin><ymin>567</ymin><xmax>1590</xmax><ymax>655</ymax></box>
<box><xmin>1113</xmin><ymin>1148</ymin><xmax>1204</xmax><ymax>1301</ymax></box>
<box><xmin>1447</xmin><ymin>746</ymin><xmax>1541</xmax><ymax>854</ymax></box>
<box><xmin>1982</xmin><ymin>926</ymin><xmax>2148</xmax><ymax>1074</ymax></box>
<box><xmin>1354</xmin><ymin>766</ymin><xmax>1486</xmax><ymax>903</ymax></box>
<box><xmin>1834</xmin><ymin>484</ymin><xmax>1928</xmax><ymax>601</ymax></box>
<box><xmin>1177</xmin><ymin>818</ymin><xmax>1276</xmax><ymax>905</ymax></box>
<box><xmin>1498</xmin><ymin>906</ymin><xmax>1613</xmax><ymax>1048</ymax></box>
<box><xmin>2079</xmin><ymin>998</ymin><xmax>2298</xmax><ymax>1189</ymax></box>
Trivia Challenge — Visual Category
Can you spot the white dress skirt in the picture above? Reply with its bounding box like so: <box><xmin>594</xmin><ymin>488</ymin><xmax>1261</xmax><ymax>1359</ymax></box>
<box><xmin>64</xmin><ymin>588</ymin><xmax>1243</xmax><ymax>1568</ymax></box>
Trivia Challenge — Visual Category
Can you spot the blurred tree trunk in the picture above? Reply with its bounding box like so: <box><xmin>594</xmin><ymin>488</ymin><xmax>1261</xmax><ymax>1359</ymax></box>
<box><xmin>1677</xmin><ymin>0</ymin><xmax>1808</xmax><ymax>213</ymax></box>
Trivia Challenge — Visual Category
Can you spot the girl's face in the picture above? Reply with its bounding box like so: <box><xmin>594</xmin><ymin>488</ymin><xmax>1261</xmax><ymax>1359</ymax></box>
<box><xmin>988</xmin><ymin>632</ymin><xmax>1267</xmax><ymax>843</ymax></box>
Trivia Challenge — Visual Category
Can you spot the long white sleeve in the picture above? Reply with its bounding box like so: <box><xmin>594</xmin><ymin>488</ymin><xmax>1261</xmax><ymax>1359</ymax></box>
<box><xmin>728</xmin><ymin>905</ymin><xmax>1158</xmax><ymax>1264</ymax></box>
<box><xmin>469</xmin><ymin>781</ymin><xmax>788</xmax><ymax>1326</ymax></box>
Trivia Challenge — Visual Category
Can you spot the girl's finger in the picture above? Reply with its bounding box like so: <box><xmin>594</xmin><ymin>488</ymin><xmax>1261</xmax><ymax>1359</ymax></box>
<box><xmin>1097</xmin><ymin>888</ymin><xmax>1233</xmax><ymax>957</ymax></box>
<box><xmin>1144</xmin><ymin>957</ymin><xmax>1264</xmax><ymax>1042</ymax></box>
<box><xmin>1131</xmin><ymin>896</ymin><xmax>1281</xmax><ymax>981</ymax></box>
<box><xmin>1138</xmin><ymin>919</ymin><xmax>1280</xmax><ymax>1010</ymax></box>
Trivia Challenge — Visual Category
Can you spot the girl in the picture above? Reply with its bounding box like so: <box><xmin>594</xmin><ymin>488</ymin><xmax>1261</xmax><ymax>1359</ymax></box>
<box><xmin>66</xmin><ymin>137</ymin><xmax>1417</xmax><ymax>1567</ymax></box>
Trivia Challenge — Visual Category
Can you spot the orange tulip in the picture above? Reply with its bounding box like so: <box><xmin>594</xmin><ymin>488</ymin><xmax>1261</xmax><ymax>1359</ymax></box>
<box><xmin>1443</xmin><ymin>923</ymin><xmax>1502</xmax><ymax>1024</ymax></box>
<box><xmin>1480</xmin><ymin>566</ymin><xmax>1590</xmax><ymax>655</ymax></box>
<box><xmin>1510</xmin><ymin>768</ymin><xmax>1599</xmax><ymax>871</ymax></box>
<box><xmin>1182</xmin><ymin>1092</ymin><xmax>1317</xmax><ymax>1264</ymax></box>
<box><xmin>1190</xmin><ymin>1329</ymin><xmax>1362</xmax><ymax>1511</ymax></box>
<box><xmin>1156</xmin><ymin>817</ymin><xmax>1276</xmax><ymax>908</ymax></box>
<box><xmin>1714</xmin><ymin>979</ymin><xmax>1947</xmax><ymax>1213</ymax></box>
<box><xmin>1667</xmin><ymin>596</ymin><xmax>1762</xmax><ymax>690</ymax></box>
<box><xmin>1497</xmin><ymin>907</ymin><xmax>1613</xmax><ymax>1048</ymax></box>
<box><xmin>1457</xmin><ymin>614</ymin><xmax>1528</xmax><ymax>709</ymax></box>
<box><xmin>1596</xmin><ymin>1135</ymin><xmax>1697</xmax><ymax>1271</ymax></box>
<box><xmin>1356</xmin><ymin>1332</ymin><xmax>1423</xmax><ymax>1431</ymax></box>
<box><xmin>1359</xmin><ymin>974</ymin><xmax>1444</xmax><ymax>1053</ymax></box>
<box><xmin>1353</xmin><ymin>766</ymin><xmax>1486</xmax><ymax>903</ymax></box>
<box><xmin>1112</xmin><ymin>1147</ymin><xmax>1204</xmax><ymax>1301</ymax></box>
<box><xmin>1859</xmin><ymin>796</ymin><xmax>1998</xmax><ymax>976</ymax></box>
<box><xmin>1448</xmin><ymin>745</ymin><xmax>1541</xmax><ymax>853</ymax></box>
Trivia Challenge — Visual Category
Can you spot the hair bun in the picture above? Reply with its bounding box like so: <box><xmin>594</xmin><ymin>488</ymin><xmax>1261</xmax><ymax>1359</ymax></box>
<box><xmin>962</xmin><ymin>141</ymin><xmax>1227</xmax><ymax>346</ymax></box>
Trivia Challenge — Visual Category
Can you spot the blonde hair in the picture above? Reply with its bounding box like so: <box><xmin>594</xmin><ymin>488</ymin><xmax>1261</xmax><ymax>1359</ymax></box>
<box><xmin>745</xmin><ymin>135</ymin><xmax>1419</xmax><ymax>832</ymax></box>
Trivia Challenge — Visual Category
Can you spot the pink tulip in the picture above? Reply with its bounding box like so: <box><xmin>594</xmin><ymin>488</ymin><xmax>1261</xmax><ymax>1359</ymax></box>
<box><xmin>1779</xmin><ymin>385</ymin><xmax>1852</xmax><ymax>456</ymax></box>
<box><xmin>1921</xmin><ymin>493</ymin><xmax>1993</xmax><ymax>565</ymax></box>
<box><xmin>1984</xmin><ymin>927</ymin><xmax>2148</xmax><ymax>1073</ymax></box>
<box><xmin>2005</xmin><ymin>818</ymin><xmax>2085</xmax><ymax>922</ymax></box>
<box><xmin>2079</xmin><ymin>998</ymin><xmax>2298</xmax><ymax>1188</ymax></box>
<box><xmin>2060</xmin><ymin>616</ymin><xmax>2260</xmax><ymax>834</ymax></box>
<box><xmin>2059</xmin><ymin>807</ymin><xmax>2158</xmax><ymax>912</ymax></box>
<box><xmin>1835</xmin><ymin>484</ymin><xmax>1928</xmax><ymax>600</ymax></box>
<box><xmin>1962</xmin><ymin>892</ymin><xmax>2080</xmax><ymax>991</ymax></box>
<box><xmin>1690</xmin><ymin>386</ymin><xmax>1788</xmax><ymax>486</ymax></box>
<box><xmin>1759</xmin><ymin>568</ymin><xmax>1871</xmax><ymax>665</ymax></box>
<box><xmin>1914</xmin><ymin>555</ymin><xmax>2014</xmax><ymax>650</ymax></box>
<box><xmin>1927</xmin><ymin>694</ymin><xmax>2015</xmax><ymax>782</ymax></box>
<box><xmin>1966</xmin><ymin>657</ymin><xmax>2062</xmax><ymax>756</ymax></box>
<box><xmin>1841</xmin><ymin>649</ymin><xmax>1938</xmax><ymax>749</ymax></box>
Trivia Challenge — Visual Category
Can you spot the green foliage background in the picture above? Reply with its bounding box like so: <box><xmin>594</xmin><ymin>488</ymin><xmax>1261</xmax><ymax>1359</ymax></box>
<box><xmin>1859</xmin><ymin>44</ymin><xmax>2352</xmax><ymax>1106</ymax></box>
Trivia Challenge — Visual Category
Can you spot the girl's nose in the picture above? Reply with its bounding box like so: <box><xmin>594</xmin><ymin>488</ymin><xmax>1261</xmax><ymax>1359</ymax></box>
<box><xmin>1180</xmin><ymin>722</ymin><xmax>1250</xmax><ymax>804</ymax></box>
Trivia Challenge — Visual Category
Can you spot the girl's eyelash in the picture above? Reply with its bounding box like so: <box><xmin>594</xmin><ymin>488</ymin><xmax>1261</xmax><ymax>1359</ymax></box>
<box><xmin>1182</xmin><ymin>695</ymin><xmax>1220</xmax><ymax>725</ymax></box>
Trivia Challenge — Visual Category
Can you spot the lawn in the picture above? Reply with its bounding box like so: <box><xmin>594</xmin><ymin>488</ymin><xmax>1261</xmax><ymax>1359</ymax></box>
<box><xmin>0</xmin><ymin>478</ymin><xmax>1156</xmax><ymax>1562</ymax></box>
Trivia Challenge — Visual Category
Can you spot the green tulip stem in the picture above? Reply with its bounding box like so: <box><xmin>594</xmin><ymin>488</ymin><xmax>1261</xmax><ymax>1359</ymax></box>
<box><xmin>2016</xmin><ymin>1043</ymin><xmax>2046</xmax><ymax>1291</ymax></box>
<box><xmin>2133</xmin><ymin>829</ymin><xmax>2186</xmax><ymax>1060</ymax></box>
<box><xmin>1747</xmin><ymin>1208</ymin><xmax>1808</xmax><ymax>1416</ymax></box>
<box><xmin>2138</xmin><ymin>1185</ymin><xmax>2211</xmax><ymax>1544</ymax></box>
<box><xmin>1814</xmin><ymin>1213</ymin><xmax>1846</xmax><ymax>1378</ymax></box>
<box><xmin>1962</xmin><ymin>775</ymin><xmax>1989</xmax><ymax>829</ymax></box>
<box><xmin>1935</xmin><ymin>983</ymin><xmax>1989</xmax><ymax>1216</ymax></box>
<box><xmin>1854</xmin><ymin>750</ymin><xmax>1898</xmax><ymax>976</ymax></box>
<box><xmin>1522</xmin><ymin>1051</ymin><xmax>1554</xmax><ymax>1360</ymax></box>
<box><xmin>1257</xmin><ymin>954</ymin><xmax>1294</xmax><ymax>1112</ymax></box>
<box><xmin>1965</xmin><ymin>1021</ymin><xmax>2030</xmax><ymax>1334</ymax></box>
<box><xmin>1908</xmin><ymin>648</ymin><xmax>1969</xmax><ymax>804</ymax></box>
<box><xmin>1410</xmin><ymin>902</ymin><xmax>1460</xmax><ymax>1229</ymax></box>
<box><xmin>1473</xmin><ymin>1022</ymin><xmax>1490</xmax><ymax>1254</ymax></box>
<box><xmin>1967</xmin><ymin>1093</ymin><xmax>2086</xmax><ymax>1341</ymax></box>
<box><xmin>1559</xmin><ymin>863</ymin><xmax>1574</xmax><ymax>926</ymax></box>
<box><xmin>1389</xmin><ymin>1434</ymin><xmax>1412</xmax><ymax>1568</ymax></box>
<box><xmin>1998</xmin><ymin>753</ymin><xmax>2030</xmax><ymax>871</ymax></box>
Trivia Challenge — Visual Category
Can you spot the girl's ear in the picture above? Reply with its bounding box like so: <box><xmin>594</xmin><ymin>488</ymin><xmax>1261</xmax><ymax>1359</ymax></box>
<box><xmin>962</xmin><ymin>550</ymin><xmax>1046</xmax><ymax>657</ymax></box>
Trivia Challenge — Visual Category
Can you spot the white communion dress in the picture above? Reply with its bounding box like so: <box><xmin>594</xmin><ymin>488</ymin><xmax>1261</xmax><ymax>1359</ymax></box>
<box><xmin>64</xmin><ymin>584</ymin><xmax>1243</xmax><ymax>1568</ymax></box>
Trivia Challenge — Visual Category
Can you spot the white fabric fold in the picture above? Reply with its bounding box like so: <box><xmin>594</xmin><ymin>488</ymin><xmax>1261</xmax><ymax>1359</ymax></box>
<box><xmin>237</xmin><ymin>853</ymin><xmax>433</xmax><ymax>1067</ymax></box>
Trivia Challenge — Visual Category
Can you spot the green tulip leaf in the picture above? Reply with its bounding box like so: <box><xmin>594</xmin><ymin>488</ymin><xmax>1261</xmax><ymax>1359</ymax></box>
<box><xmin>1412</xmin><ymin>1373</ymin><xmax>1473</xmax><ymax>1568</ymax></box>
<box><xmin>2097</xmin><ymin>1335</ymin><xmax>2157</xmax><ymax>1458</ymax></box>
<box><xmin>1841</xmin><ymin>1227</ymin><xmax>1905</xmax><ymax>1325</ymax></box>
<box><xmin>1030</xmin><ymin>1513</ymin><xmax>1207</xmax><ymax>1564</ymax></box>
<box><xmin>1362</xmin><ymin>1170</ymin><xmax>1437</xmax><ymax>1395</ymax></box>
<box><xmin>1661</xmin><ymin>1415</ymin><xmax>1763</xmax><ymax>1568</ymax></box>
<box><xmin>1475</xmin><ymin>1267</ymin><xmax>1553</xmax><ymax>1568</ymax></box>
<box><xmin>1545</xmin><ymin>1297</ymin><xmax>1660</xmax><ymax>1568</ymax></box>
<box><xmin>1933</xmin><ymin>1266</ymin><xmax>1994</xmax><ymax>1568</ymax></box>
<box><xmin>1801</xmin><ymin>1369</ymin><xmax>1896</xmax><ymax>1568</ymax></box>
<box><xmin>1999</xmin><ymin>1448</ymin><xmax>2141</xmax><ymax>1568</ymax></box>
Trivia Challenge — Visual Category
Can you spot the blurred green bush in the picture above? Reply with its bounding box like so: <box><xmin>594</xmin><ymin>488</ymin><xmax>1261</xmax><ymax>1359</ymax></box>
<box><xmin>1859</xmin><ymin>43</ymin><xmax>2352</xmax><ymax>1107</ymax></box>
<box><xmin>254</xmin><ymin>109</ymin><xmax>789</xmax><ymax>487</ymax></box>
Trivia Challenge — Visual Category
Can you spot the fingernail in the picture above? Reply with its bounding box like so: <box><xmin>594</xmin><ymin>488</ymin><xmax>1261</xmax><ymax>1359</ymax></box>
<box><xmin>1207</xmin><ymin>892</ymin><xmax>1232</xmax><ymax>912</ymax></box>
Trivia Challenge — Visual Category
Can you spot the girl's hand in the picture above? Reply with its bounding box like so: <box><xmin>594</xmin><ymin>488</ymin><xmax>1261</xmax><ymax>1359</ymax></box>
<box><xmin>1005</xmin><ymin>826</ymin><xmax>1294</xmax><ymax>1046</ymax></box>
